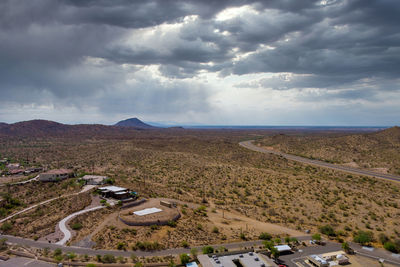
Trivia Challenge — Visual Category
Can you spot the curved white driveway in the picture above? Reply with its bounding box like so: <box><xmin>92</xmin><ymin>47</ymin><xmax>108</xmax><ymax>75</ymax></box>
<box><xmin>0</xmin><ymin>185</ymin><xmax>96</xmax><ymax>224</ymax></box>
<box><xmin>56</xmin><ymin>205</ymin><xmax>104</xmax><ymax>245</ymax></box>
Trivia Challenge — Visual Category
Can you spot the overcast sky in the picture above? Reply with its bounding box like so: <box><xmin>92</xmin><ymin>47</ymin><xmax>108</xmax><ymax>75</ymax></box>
<box><xmin>1</xmin><ymin>0</ymin><xmax>399</xmax><ymax>126</ymax></box>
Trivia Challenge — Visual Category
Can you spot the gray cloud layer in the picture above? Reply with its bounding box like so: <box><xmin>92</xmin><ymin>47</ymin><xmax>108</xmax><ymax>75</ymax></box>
<box><xmin>0</xmin><ymin>0</ymin><xmax>399</xmax><ymax>124</ymax></box>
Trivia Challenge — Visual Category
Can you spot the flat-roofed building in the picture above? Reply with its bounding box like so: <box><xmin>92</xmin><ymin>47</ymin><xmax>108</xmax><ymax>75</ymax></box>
<box><xmin>39</xmin><ymin>169</ymin><xmax>73</xmax><ymax>182</ymax></box>
<box><xmin>99</xmin><ymin>185</ymin><xmax>132</xmax><ymax>200</ymax></box>
<box><xmin>320</xmin><ymin>251</ymin><xmax>349</xmax><ymax>265</ymax></box>
<box><xmin>198</xmin><ymin>251</ymin><xmax>277</xmax><ymax>267</ymax></box>
<box><xmin>82</xmin><ymin>175</ymin><xmax>108</xmax><ymax>185</ymax></box>
<box><xmin>307</xmin><ymin>254</ymin><xmax>329</xmax><ymax>267</ymax></box>
<box><xmin>274</xmin><ymin>244</ymin><xmax>292</xmax><ymax>254</ymax></box>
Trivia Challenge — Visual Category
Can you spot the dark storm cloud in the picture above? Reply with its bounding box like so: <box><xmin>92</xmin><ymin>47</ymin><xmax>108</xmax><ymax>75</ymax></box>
<box><xmin>0</xmin><ymin>0</ymin><xmax>399</xmax><ymax>122</ymax></box>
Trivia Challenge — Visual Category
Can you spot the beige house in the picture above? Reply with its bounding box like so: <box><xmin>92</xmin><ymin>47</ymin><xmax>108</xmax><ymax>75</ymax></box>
<box><xmin>82</xmin><ymin>175</ymin><xmax>108</xmax><ymax>185</ymax></box>
<box><xmin>39</xmin><ymin>169</ymin><xmax>73</xmax><ymax>182</ymax></box>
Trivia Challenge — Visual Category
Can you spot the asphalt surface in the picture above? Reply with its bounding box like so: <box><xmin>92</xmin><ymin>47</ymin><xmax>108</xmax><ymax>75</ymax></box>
<box><xmin>1</xmin><ymin>234</ymin><xmax>400</xmax><ymax>266</ymax></box>
<box><xmin>0</xmin><ymin>257</ymin><xmax>54</xmax><ymax>267</ymax></box>
<box><xmin>278</xmin><ymin>241</ymin><xmax>400</xmax><ymax>267</ymax></box>
<box><xmin>239</xmin><ymin>140</ymin><xmax>400</xmax><ymax>183</ymax></box>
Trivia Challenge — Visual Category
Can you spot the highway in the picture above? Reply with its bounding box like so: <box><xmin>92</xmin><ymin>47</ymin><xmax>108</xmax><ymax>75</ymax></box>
<box><xmin>239</xmin><ymin>140</ymin><xmax>400</xmax><ymax>183</ymax></box>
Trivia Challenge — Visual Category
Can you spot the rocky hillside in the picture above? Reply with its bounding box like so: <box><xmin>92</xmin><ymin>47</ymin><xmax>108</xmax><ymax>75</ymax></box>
<box><xmin>257</xmin><ymin>126</ymin><xmax>400</xmax><ymax>175</ymax></box>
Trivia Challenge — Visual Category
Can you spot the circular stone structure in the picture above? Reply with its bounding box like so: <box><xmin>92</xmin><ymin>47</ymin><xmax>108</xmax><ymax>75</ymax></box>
<box><xmin>119</xmin><ymin>198</ymin><xmax>180</xmax><ymax>226</ymax></box>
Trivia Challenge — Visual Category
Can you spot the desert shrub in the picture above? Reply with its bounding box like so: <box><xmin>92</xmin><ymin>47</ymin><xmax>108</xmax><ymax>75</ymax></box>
<box><xmin>378</xmin><ymin>233</ymin><xmax>389</xmax><ymax>244</ymax></box>
<box><xmin>384</xmin><ymin>242</ymin><xmax>399</xmax><ymax>253</ymax></box>
<box><xmin>53</xmin><ymin>248</ymin><xmax>62</xmax><ymax>257</ymax></box>
<box><xmin>180</xmin><ymin>253</ymin><xmax>191</xmax><ymax>264</ymax></box>
<box><xmin>312</xmin><ymin>233</ymin><xmax>321</xmax><ymax>241</ymax></box>
<box><xmin>150</xmin><ymin>225</ymin><xmax>160</xmax><ymax>231</ymax></box>
<box><xmin>240</xmin><ymin>232</ymin><xmax>247</xmax><ymax>240</ymax></box>
<box><xmin>167</xmin><ymin>220</ymin><xmax>177</xmax><ymax>227</ymax></box>
<box><xmin>212</xmin><ymin>226</ymin><xmax>219</xmax><ymax>233</ymax></box>
<box><xmin>0</xmin><ymin>238</ymin><xmax>7</xmax><ymax>251</ymax></box>
<box><xmin>117</xmin><ymin>256</ymin><xmax>126</xmax><ymax>263</ymax></box>
<box><xmin>67</xmin><ymin>252</ymin><xmax>76</xmax><ymax>260</ymax></box>
<box><xmin>353</xmin><ymin>230</ymin><xmax>374</xmax><ymax>245</ymax></box>
<box><xmin>190</xmin><ymin>248</ymin><xmax>198</xmax><ymax>257</ymax></box>
<box><xmin>202</xmin><ymin>246</ymin><xmax>214</xmax><ymax>254</ymax></box>
<box><xmin>133</xmin><ymin>241</ymin><xmax>163</xmax><ymax>251</ymax></box>
<box><xmin>117</xmin><ymin>242</ymin><xmax>127</xmax><ymax>250</ymax></box>
<box><xmin>319</xmin><ymin>225</ymin><xmax>336</xmax><ymax>236</ymax></box>
<box><xmin>181</xmin><ymin>240</ymin><xmax>189</xmax><ymax>248</ymax></box>
<box><xmin>102</xmin><ymin>254</ymin><xmax>116</xmax><ymax>263</ymax></box>
<box><xmin>71</xmin><ymin>223</ymin><xmax>82</xmax><ymax>230</ymax></box>
<box><xmin>259</xmin><ymin>232</ymin><xmax>272</xmax><ymax>240</ymax></box>
<box><xmin>0</xmin><ymin>222</ymin><xmax>12</xmax><ymax>232</ymax></box>
<box><xmin>195</xmin><ymin>205</ymin><xmax>207</xmax><ymax>216</ymax></box>
<box><xmin>342</xmin><ymin>242</ymin><xmax>350</xmax><ymax>252</ymax></box>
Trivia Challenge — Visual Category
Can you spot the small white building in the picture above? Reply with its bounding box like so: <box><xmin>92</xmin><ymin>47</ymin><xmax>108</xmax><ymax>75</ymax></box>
<box><xmin>39</xmin><ymin>169</ymin><xmax>73</xmax><ymax>182</ymax></box>
<box><xmin>307</xmin><ymin>255</ymin><xmax>329</xmax><ymax>267</ymax></box>
<box><xmin>274</xmin><ymin>244</ymin><xmax>292</xmax><ymax>254</ymax></box>
<box><xmin>82</xmin><ymin>175</ymin><xmax>108</xmax><ymax>185</ymax></box>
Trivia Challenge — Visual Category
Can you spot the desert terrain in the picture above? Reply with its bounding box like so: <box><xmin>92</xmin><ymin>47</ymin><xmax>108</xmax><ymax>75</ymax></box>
<box><xmin>0</xmin><ymin>123</ymin><xmax>399</xmax><ymax>252</ymax></box>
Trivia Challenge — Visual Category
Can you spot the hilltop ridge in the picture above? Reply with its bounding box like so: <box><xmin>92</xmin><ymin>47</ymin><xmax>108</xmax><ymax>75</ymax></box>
<box><xmin>114</xmin><ymin>118</ymin><xmax>157</xmax><ymax>129</ymax></box>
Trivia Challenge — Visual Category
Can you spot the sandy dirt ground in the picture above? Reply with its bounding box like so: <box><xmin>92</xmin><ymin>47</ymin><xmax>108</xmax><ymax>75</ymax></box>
<box><xmin>207</xmin><ymin>201</ymin><xmax>305</xmax><ymax>237</ymax></box>
<box><xmin>347</xmin><ymin>254</ymin><xmax>398</xmax><ymax>267</ymax></box>
<box><xmin>119</xmin><ymin>198</ymin><xmax>179</xmax><ymax>225</ymax></box>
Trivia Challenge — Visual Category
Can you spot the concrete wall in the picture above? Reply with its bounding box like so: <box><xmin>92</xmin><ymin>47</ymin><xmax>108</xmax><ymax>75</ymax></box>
<box><xmin>118</xmin><ymin>212</ymin><xmax>181</xmax><ymax>226</ymax></box>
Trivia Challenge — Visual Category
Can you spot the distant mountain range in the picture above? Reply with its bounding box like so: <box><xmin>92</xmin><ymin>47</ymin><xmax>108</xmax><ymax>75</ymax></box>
<box><xmin>0</xmin><ymin>118</ymin><xmax>162</xmax><ymax>137</ymax></box>
<box><xmin>114</xmin><ymin>118</ymin><xmax>157</xmax><ymax>129</ymax></box>
<box><xmin>0</xmin><ymin>117</ymin><xmax>395</xmax><ymax>138</ymax></box>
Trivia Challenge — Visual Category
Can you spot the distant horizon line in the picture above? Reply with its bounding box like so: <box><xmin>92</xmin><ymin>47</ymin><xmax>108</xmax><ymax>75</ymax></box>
<box><xmin>0</xmin><ymin>118</ymin><xmax>395</xmax><ymax>129</ymax></box>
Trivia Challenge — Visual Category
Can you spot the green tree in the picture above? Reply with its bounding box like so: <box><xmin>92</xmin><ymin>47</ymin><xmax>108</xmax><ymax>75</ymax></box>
<box><xmin>342</xmin><ymin>242</ymin><xmax>350</xmax><ymax>252</ymax></box>
<box><xmin>270</xmin><ymin>247</ymin><xmax>280</xmax><ymax>259</ymax></box>
<box><xmin>190</xmin><ymin>247</ymin><xmax>198</xmax><ymax>258</ymax></box>
<box><xmin>180</xmin><ymin>253</ymin><xmax>191</xmax><ymax>265</ymax></box>
<box><xmin>384</xmin><ymin>242</ymin><xmax>398</xmax><ymax>253</ymax></box>
<box><xmin>319</xmin><ymin>225</ymin><xmax>336</xmax><ymax>237</ymax></box>
<box><xmin>353</xmin><ymin>230</ymin><xmax>374</xmax><ymax>245</ymax></box>
<box><xmin>263</xmin><ymin>240</ymin><xmax>275</xmax><ymax>250</ymax></box>
<box><xmin>202</xmin><ymin>246</ymin><xmax>214</xmax><ymax>254</ymax></box>
<box><xmin>312</xmin><ymin>233</ymin><xmax>322</xmax><ymax>241</ymax></box>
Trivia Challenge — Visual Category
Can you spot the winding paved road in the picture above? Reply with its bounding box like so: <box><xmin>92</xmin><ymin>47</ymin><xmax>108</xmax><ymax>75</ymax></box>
<box><xmin>239</xmin><ymin>140</ymin><xmax>400</xmax><ymax>183</ymax></box>
<box><xmin>56</xmin><ymin>205</ymin><xmax>105</xmax><ymax>245</ymax></box>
